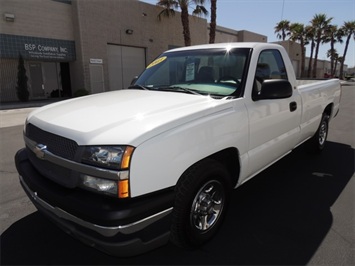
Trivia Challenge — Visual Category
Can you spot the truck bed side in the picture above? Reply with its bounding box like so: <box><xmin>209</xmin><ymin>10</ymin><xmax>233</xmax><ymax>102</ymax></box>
<box><xmin>297</xmin><ymin>78</ymin><xmax>341</xmax><ymax>144</ymax></box>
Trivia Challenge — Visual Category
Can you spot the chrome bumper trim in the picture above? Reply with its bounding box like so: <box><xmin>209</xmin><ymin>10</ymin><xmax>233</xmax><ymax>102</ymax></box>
<box><xmin>20</xmin><ymin>175</ymin><xmax>173</xmax><ymax>237</ymax></box>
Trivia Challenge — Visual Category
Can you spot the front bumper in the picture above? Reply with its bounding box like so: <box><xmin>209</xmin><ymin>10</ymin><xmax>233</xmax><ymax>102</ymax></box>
<box><xmin>15</xmin><ymin>148</ymin><xmax>174</xmax><ymax>257</ymax></box>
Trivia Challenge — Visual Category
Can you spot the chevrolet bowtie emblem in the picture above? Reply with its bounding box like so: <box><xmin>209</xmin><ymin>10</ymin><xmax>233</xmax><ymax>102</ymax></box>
<box><xmin>34</xmin><ymin>144</ymin><xmax>47</xmax><ymax>159</ymax></box>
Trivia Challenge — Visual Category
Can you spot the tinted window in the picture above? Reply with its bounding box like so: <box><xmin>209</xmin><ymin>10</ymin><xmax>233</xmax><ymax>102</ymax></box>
<box><xmin>253</xmin><ymin>49</ymin><xmax>289</xmax><ymax>100</ymax></box>
<box><xmin>256</xmin><ymin>49</ymin><xmax>288</xmax><ymax>81</ymax></box>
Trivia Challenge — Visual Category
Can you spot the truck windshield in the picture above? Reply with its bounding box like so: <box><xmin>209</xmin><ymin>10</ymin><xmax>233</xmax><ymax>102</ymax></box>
<box><xmin>133</xmin><ymin>48</ymin><xmax>252</xmax><ymax>98</ymax></box>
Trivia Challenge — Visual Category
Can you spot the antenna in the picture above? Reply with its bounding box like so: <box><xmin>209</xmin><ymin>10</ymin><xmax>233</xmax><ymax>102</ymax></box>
<box><xmin>281</xmin><ymin>0</ymin><xmax>285</xmax><ymax>20</ymax></box>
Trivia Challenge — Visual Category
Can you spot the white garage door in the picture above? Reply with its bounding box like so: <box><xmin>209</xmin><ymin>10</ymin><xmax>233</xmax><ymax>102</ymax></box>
<box><xmin>107</xmin><ymin>45</ymin><xmax>146</xmax><ymax>90</ymax></box>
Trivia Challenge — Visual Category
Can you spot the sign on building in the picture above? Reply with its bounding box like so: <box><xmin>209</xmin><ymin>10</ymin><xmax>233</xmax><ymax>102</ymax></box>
<box><xmin>0</xmin><ymin>34</ymin><xmax>76</xmax><ymax>61</ymax></box>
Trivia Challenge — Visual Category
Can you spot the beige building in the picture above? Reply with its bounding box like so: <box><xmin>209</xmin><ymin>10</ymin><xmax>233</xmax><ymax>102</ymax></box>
<box><xmin>274</xmin><ymin>41</ymin><xmax>303</xmax><ymax>78</ymax></box>
<box><xmin>304</xmin><ymin>58</ymin><xmax>348</xmax><ymax>78</ymax></box>
<box><xmin>0</xmin><ymin>0</ymin><xmax>267</xmax><ymax>102</ymax></box>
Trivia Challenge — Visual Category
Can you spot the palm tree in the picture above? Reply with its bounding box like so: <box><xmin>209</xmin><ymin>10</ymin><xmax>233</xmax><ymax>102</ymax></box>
<box><xmin>305</xmin><ymin>25</ymin><xmax>316</xmax><ymax>78</ymax></box>
<box><xmin>327</xmin><ymin>49</ymin><xmax>339</xmax><ymax>77</ymax></box>
<box><xmin>339</xmin><ymin>20</ymin><xmax>355</xmax><ymax>79</ymax></box>
<box><xmin>289</xmin><ymin>23</ymin><xmax>308</xmax><ymax>77</ymax></box>
<box><xmin>209</xmin><ymin>0</ymin><xmax>217</xmax><ymax>43</ymax></box>
<box><xmin>274</xmin><ymin>20</ymin><xmax>290</xmax><ymax>41</ymax></box>
<box><xmin>335</xmin><ymin>56</ymin><xmax>344</xmax><ymax>77</ymax></box>
<box><xmin>310</xmin><ymin>13</ymin><xmax>333</xmax><ymax>78</ymax></box>
<box><xmin>157</xmin><ymin>0</ymin><xmax>208</xmax><ymax>46</ymax></box>
<box><xmin>324</xmin><ymin>24</ymin><xmax>343</xmax><ymax>76</ymax></box>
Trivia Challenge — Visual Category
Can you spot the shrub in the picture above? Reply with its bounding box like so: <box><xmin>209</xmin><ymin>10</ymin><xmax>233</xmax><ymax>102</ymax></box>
<box><xmin>73</xmin><ymin>89</ymin><xmax>90</xmax><ymax>97</ymax></box>
<box><xmin>16</xmin><ymin>54</ymin><xmax>30</xmax><ymax>102</ymax></box>
<box><xmin>50</xmin><ymin>89</ymin><xmax>64</xmax><ymax>98</ymax></box>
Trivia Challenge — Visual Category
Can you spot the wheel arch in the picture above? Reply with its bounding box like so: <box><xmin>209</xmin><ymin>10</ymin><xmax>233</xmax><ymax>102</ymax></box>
<box><xmin>324</xmin><ymin>103</ymin><xmax>333</xmax><ymax>119</ymax></box>
<box><xmin>206</xmin><ymin>147</ymin><xmax>241</xmax><ymax>188</ymax></box>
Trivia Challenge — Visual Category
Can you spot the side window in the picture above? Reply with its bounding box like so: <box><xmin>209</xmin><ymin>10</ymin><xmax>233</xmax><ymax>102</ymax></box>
<box><xmin>253</xmin><ymin>49</ymin><xmax>288</xmax><ymax>99</ymax></box>
<box><xmin>256</xmin><ymin>49</ymin><xmax>288</xmax><ymax>81</ymax></box>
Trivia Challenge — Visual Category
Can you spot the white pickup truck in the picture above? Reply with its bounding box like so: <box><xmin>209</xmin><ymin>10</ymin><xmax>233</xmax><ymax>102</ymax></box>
<box><xmin>15</xmin><ymin>42</ymin><xmax>341</xmax><ymax>256</ymax></box>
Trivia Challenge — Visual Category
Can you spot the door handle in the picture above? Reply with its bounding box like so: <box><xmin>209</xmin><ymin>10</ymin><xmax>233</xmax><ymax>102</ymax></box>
<box><xmin>289</xmin><ymin>101</ymin><xmax>297</xmax><ymax>112</ymax></box>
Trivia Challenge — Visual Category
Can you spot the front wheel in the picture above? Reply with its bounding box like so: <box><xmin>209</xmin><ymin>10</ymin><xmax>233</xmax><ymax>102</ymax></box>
<box><xmin>170</xmin><ymin>159</ymin><xmax>231</xmax><ymax>248</ymax></box>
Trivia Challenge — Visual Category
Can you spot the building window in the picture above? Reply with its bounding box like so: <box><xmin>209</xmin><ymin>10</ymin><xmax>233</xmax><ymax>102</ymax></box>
<box><xmin>51</xmin><ymin>0</ymin><xmax>71</xmax><ymax>4</ymax></box>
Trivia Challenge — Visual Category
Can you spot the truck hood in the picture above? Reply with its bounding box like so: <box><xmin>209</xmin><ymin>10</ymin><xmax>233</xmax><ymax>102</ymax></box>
<box><xmin>27</xmin><ymin>90</ymin><xmax>230</xmax><ymax>146</ymax></box>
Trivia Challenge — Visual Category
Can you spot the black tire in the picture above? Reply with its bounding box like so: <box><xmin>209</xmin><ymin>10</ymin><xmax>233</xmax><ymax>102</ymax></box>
<box><xmin>308</xmin><ymin>114</ymin><xmax>329</xmax><ymax>153</ymax></box>
<box><xmin>170</xmin><ymin>159</ymin><xmax>231</xmax><ymax>249</ymax></box>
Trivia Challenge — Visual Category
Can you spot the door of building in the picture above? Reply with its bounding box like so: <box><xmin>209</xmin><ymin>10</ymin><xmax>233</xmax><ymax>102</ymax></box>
<box><xmin>60</xmin><ymin>62</ymin><xmax>72</xmax><ymax>97</ymax></box>
<box><xmin>107</xmin><ymin>45</ymin><xmax>146</xmax><ymax>91</ymax></box>
<box><xmin>90</xmin><ymin>64</ymin><xmax>104</xmax><ymax>94</ymax></box>
<box><xmin>29</xmin><ymin>63</ymin><xmax>44</xmax><ymax>98</ymax></box>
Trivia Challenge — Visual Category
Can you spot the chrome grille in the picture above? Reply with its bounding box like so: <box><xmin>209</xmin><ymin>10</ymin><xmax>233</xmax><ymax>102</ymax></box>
<box><xmin>26</xmin><ymin>149</ymin><xmax>78</xmax><ymax>188</ymax></box>
<box><xmin>26</xmin><ymin>123</ymin><xmax>78</xmax><ymax>160</ymax></box>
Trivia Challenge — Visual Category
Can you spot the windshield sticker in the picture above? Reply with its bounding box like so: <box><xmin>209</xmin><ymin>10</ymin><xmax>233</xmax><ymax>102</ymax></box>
<box><xmin>186</xmin><ymin>63</ymin><xmax>195</xmax><ymax>81</ymax></box>
<box><xmin>146</xmin><ymin>56</ymin><xmax>167</xmax><ymax>69</ymax></box>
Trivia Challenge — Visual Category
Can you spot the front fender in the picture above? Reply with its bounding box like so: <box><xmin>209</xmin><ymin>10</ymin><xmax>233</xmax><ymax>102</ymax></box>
<box><xmin>129</xmin><ymin>101</ymin><xmax>248</xmax><ymax>197</ymax></box>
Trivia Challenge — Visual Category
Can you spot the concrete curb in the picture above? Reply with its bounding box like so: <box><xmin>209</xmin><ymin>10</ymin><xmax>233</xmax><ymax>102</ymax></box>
<box><xmin>0</xmin><ymin>99</ymin><xmax>65</xmax><ymax>111</ymax></box>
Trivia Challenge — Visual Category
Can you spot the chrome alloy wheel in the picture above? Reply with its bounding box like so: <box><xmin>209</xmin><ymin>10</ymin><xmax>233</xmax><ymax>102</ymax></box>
<box><xmin>319</xmin><ymin>119</ymin><xmax>328</xmax><ymax>146</ymax></box>
<box><xmin>190</xmin><ymin>180</ymin><xmax>225</xmax><ymax>232</ymax></box>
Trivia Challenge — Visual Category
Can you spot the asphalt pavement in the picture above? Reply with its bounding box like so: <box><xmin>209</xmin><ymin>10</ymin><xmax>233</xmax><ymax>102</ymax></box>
<box><xmin>0</xmin><ymin>85</ymin><xmax>354</xmax><ymax>265</ymax></box>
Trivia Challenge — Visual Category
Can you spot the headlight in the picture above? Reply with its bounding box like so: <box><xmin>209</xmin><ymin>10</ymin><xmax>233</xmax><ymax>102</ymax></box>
<box><xmin>81</xmin><ymin>146</ymin><xmax>134</xmax><ymax>170</ymax></box>
<box><xmin>80</xmin><ymin>146</ymin><xmax>134</xmax><ymax>198</ymax></box>
<box><xmin>80</xmin><ymin>175</ymin><xmax>118</xmax><ymax>196</ymax></box>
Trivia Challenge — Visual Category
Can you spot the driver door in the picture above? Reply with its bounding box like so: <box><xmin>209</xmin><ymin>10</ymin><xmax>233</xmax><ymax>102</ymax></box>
<box><xmin>246</xmin><ymin>49</ymin><xmax>301</xmax><ymax>177</ymax></box>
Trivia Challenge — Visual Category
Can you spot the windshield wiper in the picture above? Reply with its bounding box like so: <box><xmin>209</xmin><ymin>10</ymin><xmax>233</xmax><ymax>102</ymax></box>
<box><xmin>128</xmin><ymin>84</ymin><xmax>150</xmax><ymax>91</ymax></box>
<box><xmin>157</xmin><ymin>86</ymin><xmax>203</xmax><ymax>96</ymax></box>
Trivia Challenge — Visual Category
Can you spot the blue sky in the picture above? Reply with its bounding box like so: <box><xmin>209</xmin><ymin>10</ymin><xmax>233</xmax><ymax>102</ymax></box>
<box><xmin>140</xmin><ymin>0</ymin><xmax>355</xmax><ymax>68</ymax></box>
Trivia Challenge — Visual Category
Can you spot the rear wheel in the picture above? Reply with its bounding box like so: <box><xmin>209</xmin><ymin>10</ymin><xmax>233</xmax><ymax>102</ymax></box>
<box><xmin>170</xmin><ymin>159</ymin><xmax>231</xmax><ymax>248</ymax></box>
<box><xmin>308</xmin><ymin>113</ymin><xmax>329</xmax><ymax>153</ymax></box>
